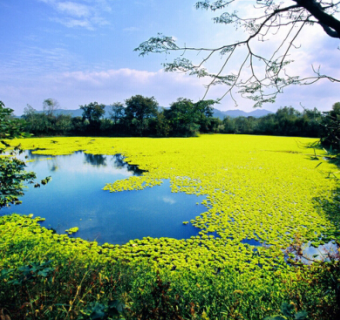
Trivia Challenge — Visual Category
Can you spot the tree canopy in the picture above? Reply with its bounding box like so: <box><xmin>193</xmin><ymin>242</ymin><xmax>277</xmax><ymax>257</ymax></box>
<box><xmin>43</xmin><ymin>98</ymin><xmax>60</xmax><ymax>117</ymax></box>
<box><xmin>0</xmin><ymin>101</ymin><xmax>27</xmax><ymax>139</ymax></box>
<box><xmin>124</xmin><ymin>95</ymin><xmax>159</xmax><ymax>136</ymax></box>
<box><xmin>110</xmin><ymin>102</ymin><xmax>125</xmax><ymax>125</ymax></box>
<box><xmin>164</xmin><ymin>98</ymin><xmax>216</xmax><ymax>136</ymax></box>
<box><xmin>135</xmin><ymin>0</ymin><xmax>340</xmax><ymax>107</ymax></box>
<box><xmin>80</xmin><ymin>102</ymin><xmax>106</xmax><ymax>133</ymax></box>
<box><xmin>80</xmin><ymin>102</ymin><xmax>106</xmax><ymax>124</ymax></box>
<box><xmin>0</xmin><ymin>101</ymin><xmax>50</xmax><ymax>208</ymax></box>
<box><xmin>321</xmin><ymin>101</ymin><xmax>340</xmax><ymax>149</ymax></box>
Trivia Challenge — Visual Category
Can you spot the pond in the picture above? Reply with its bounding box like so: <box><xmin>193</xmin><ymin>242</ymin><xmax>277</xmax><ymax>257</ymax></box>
<box><xmin>1</xmin><ymin>151</ymin><xmax>207</xmax><ymax>245</ymax></box>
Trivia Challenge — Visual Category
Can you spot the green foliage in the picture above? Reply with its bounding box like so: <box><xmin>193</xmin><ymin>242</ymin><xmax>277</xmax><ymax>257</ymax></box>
<box><xmin>23</xmin><ymin>105</ymin><xmax>73</xmax><ymax>135</ymax></box>
<box><xmin>0</xmin><ymin>204</ymin><xmax>340</xmax><ymax>320</ymax></box>
<box><xmin>320</xmin><ymin>102</ymin><xmax>340</xmax><ymax>151</ymax></box>
<box><xmin>72</xmin><ymin>116</ymin><xmax>88</xmax><ymax>134</ymax></box>
<box><xmin>43</xmin><ymin>98</ymin><xmax>60</xmax><ymax>116</ymax></box>
<box><xmin>110</xmin><ymin>103</ymin><xmax>125</xmax><ymax>126</ymax></box>
<box><xmin>1</xmin><ymin>260</ymin><xmax>55</xmax><ymax>286</ymax></box>
<box><xmin>129</xmin><ymin>272</ymin><xmax>184</xmax><ymax>320</ymax></box>
<box><xmin>164</xmin><ymin>98</ymin><xmax>216</xmax><ymax>137</ymax></box>
<box><xmin>0</xmin><ymin>101</ymin><xmax>35</xmax><ymax>207</ymax></box>
<box><xmin>124</xmin><ymin>95</ymin><xmax>158</xmax><ymax>136</ymax></box>
<box><xmin>0</xmin><ymin>152</ymin><xmax>36</xmax><ymax>207</ymax></box>
<box><xmin>0</xmin><ymin>101</ymin><xmax>29</xmax><ymax>139</ymax></box>
<box><xmin>81</xmin><ymin>102</ymin><xmax>106</xmax><ymax>133</ymax></box>
<box><xmin>220</xmin><ymin>106</ymin><xmax>323</xmax><ymax>137</ymax></box>
<box><xmin>155</xmin><ymin>111</ymin><xmax>171</xmax><ymax>137</ymax></box>
<box><xmin>66</xmin><ymin>227</ymin><xmax>79</xmax><ymax>235</ymax></box>
<box><xmin>0</xmin><ymin>101</ymin><xmax>51</xmax><ymax>208</ymax></box>
<box><xmin>77</xmin><ymin>300</ymin><xmax>126</xmax><ymax>320</ymax></box>
<box><xmin>19</xmin><ymin>97</ymin><xmax>337</xmax><ymax>140</ymax></box>
<box><xmin>265</xmin><ymin>302</ymin><xmax>308</xmax><ymax>320</ymax></box>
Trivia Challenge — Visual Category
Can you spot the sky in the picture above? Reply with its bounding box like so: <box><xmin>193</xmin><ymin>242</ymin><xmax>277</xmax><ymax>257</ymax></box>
<box><xmin>0</xmin><ymin>0</ymin><xmax>339</xmax><ymax>115</ymax></box>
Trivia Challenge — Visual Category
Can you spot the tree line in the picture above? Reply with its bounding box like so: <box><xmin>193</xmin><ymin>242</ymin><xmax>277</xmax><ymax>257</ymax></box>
<box><xmin>19</xmin><ymin>96</ymin><xmax>340</xmax><ymax>150</ymax></box>
<box><xmin>22</xmin><ymin>95</ymin><xmax>216</xmax><ymax>137</ymax></box>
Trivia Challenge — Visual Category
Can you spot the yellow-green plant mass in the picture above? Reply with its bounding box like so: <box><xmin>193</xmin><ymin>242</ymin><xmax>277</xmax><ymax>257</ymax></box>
<box><xmin>65</xmin><ymin>227</ymin><xmax>79</xmax><ymax>235</ymax></box>
<box><xmin>2</xmin><ymin>135</ymin><xmax>339</xmax><ymax>276</ymax></box>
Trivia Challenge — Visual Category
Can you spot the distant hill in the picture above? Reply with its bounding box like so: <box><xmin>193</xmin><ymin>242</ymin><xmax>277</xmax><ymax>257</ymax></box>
<box><xmin>213</xmin><ymin>108</ymin><xmax>273</xmax><ymax>119</ymax></box>
<box><xmin>28</xmin><ymin>106</ymin><xmax>273</xmax><ymax>119</ymax></box>
<box><xmin>31</xmin><ymin>107</ymin><xmax>107</xmax><ymax>118</ymax></box>
<box><xmin>51</xmin><ymin>109</ymin><xmax>83</xmax><ymax>117</ymax></box>
<box><xmin>29</xmin><ymin>108</ymin><xmax>83</xmax><ymax>117</ymax></box>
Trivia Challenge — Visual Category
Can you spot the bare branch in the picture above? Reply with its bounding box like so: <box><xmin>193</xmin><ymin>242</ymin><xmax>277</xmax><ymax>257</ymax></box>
<box><xmin>293</xmin><ymin>0</ymin><xmax>340</xmax><ymax>38</ymax></box>
<box><xmin>135</xmin><ymin>0</ymin><xmax>340</xmax><ymax>107</ymax></box>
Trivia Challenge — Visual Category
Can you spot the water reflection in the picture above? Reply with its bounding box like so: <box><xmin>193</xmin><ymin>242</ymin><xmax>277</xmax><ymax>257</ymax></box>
<box><xmin>111</xmin><ymin>154</ymin><xmax>147</xmax><ymax>176</ymax></box>
<box><xmin>287</xmin><ymin>241</ymin><xmax>339</xmax><ymax>265</ymax></box>
<box><xmin>48</xmin><ymin>161</ymin><xmax>59</xmax><ymax>172</ymax></box>
<box><xmin>1</xmin><ymin>151</ymin><xmax>206</xmax><ymax>245</ymax></box>
<box><xmin>24</xmin><ymin>151</ymin><xmax>147</xmax><ymax>176</ymax></box>
<box><xmin>84</xmin><ymin>154</ymin><xmax>107</xmax><ymax>167</ymax></box>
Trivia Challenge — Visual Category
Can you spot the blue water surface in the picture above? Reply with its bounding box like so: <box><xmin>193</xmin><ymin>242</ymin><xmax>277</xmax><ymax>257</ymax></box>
<box><xmin>1</xmin><ymin>151</ymin><xmax>207</xmax><ymax>244</ymax></box>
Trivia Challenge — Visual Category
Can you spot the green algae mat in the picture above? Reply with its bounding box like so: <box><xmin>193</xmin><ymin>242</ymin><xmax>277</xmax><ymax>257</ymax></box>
<box><xmin>2</xmin><ymin>135</ymin><xmax>339</xmax><ymax>274</ymax></box>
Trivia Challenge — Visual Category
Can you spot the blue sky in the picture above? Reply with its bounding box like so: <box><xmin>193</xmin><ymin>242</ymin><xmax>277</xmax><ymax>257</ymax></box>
<box><xmin>0</xmin><ymin>0</ymin><xmax>339</xmax><ymax>115</ymax></box>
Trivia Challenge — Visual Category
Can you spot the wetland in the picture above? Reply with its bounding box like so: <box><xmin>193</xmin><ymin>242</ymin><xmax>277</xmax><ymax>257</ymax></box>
<box><xmin>1</xmin><ymin>134</ymin><xmax>340</xmax><ymax>319</ymax></box>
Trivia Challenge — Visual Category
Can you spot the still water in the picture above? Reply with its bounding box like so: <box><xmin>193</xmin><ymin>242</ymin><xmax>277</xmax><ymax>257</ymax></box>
<box><xmin>1</xmin><ymin>151</ymin><xmax>207</xmax><ymax>245</ymax></box>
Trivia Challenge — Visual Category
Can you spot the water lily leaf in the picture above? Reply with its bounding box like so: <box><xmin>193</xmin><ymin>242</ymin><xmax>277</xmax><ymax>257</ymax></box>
<box><xmin>295</xmin><ymin>311</ymin><xmax>308</xmax><ymax>320</ymax></box>
<box><xmin>281</xmin><ymin>302</ymin><xmax>295</xmax><ymax>317</ymax></box>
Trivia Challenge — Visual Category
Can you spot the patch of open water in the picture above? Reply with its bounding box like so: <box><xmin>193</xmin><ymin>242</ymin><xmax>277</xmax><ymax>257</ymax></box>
<box><xmin>1</xmin><ymin>151</ymin><xmax>207</xmax><ymax>245</ymax></box>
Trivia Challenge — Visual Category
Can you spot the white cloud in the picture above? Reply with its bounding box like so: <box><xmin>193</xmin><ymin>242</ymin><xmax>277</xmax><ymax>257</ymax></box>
<box><xmin>56</xmin><ymin>2</ymin><xmax>91</xmax><ymax>17</ymax></box>
<box><xmin>1</xmin><ymin>66</ymin><xmax>215</xmax><ymax>114</ymax></box>
<box><xmin>2</xmin><ymin>61</ymin><xmax>338</xmax><ymax>116</ymax></box>
<box><xmin>162</xmin><ymin>196</ymin><xmax>176</xmax><ymax>204</ymax></box>
<box><xmin>37</xmin><ymin>0</ymin><xmax>112</xmax><ymax>29</ymax></box>
<box><xmin>65</xmin><ymin>164</ymin><xmax>133</xmax><ymax>176</ymax></box>
<box><xmin>0</xmin><ymin>46</ymin><xmax>82</xmax><ymax>80</ymax></box>
<box><xmin>53</xmin><ymin>17</ymin><xmax>92</xmax><ymax>29</ymax></box>
<box><xmin>123</xmin><ymin>27</ymin><xmax>139</xmax><ymax>32</ymax></box>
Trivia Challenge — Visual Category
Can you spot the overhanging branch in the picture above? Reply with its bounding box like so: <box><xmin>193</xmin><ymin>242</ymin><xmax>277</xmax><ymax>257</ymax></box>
<box><xmin>293</xmin><ymin>0</ymin><xmax>340</xmax><ymax>38</ymax></box>
<box><xmin>135</xmin><ymin>0</ymin><xmax>340</xmax><ymax>107</ymax></box>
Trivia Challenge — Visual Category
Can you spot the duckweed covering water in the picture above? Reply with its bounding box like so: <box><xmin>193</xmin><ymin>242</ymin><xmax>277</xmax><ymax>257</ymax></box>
<box><xmin>4</xmin><ymin>135</ymin><xmax>339</xmax><ymax>274</ymax></box>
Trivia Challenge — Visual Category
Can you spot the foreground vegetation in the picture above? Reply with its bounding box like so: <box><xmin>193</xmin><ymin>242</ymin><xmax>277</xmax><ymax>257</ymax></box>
<box><xmin>1</xmin><ymin>213</ymin><xmax>339</xmax><ymax>320</ymax></box>
<box><xmin>1</xmin><ymin>134</ymin><xmax>340</xmax><ymax>319</ymax></box>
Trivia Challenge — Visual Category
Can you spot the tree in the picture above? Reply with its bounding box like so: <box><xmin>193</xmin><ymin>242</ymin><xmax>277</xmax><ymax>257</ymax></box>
<box><xmin>23</xmin><ymin>104</ymin><xmax>37</xmax><ymax>118</ymax></box>
<box><xmin>0</xmin><ymin>101</ymin><xmax>26</xmax><ymax>139</ymax></box>
<box><xmin>274</xmin><ymin>106</ymin><xmax>301</xmax><ymax>135</ymax></box>
<box><xmin>135</xmin><ymin>0</ymin><xmax>340</xmax><ymax>107</ymax></box>
<box><xmin>43</xmin><ymin>98</ymin><xmax>60</xmax><ymax>117</ymax></box>
<box><xmin>55</xmin><ymin>114</ymin><xmax>73</xmax><ymax>134</ymax></box>
<box><xmin>124</xmin><ymin>95</ymin><xmax>159</xmax><ymax>136</ymax></box>
<box><xmin>155</xmin><ymin>111</ymin><xmax>171</xmax><ymax>137</ymax></box>
<box><xmin>194</xmin><ymin>99</ymin><xmax>216</xmax><ymax>132</ymax></box>
<box><xmin>0</xmin><ymin>101</ymin><xmax>50</xmax><ymax>208</ymax></box>
<box><xmin>165</xmin><ymin>98</ymin><xmax>216</xmax><ymax>136</ymax></box>
<box><xmin>71</xmin><ymin>116</ymin><xmax>86</xmax><ymax>134</ymax></box>
<box><xmin>321</xmin><ymin>102</ymin><xmax>340</xmax><ymax>150</ymax></box>
<box><xmin>23</xmin><ymin>105</ymin><xmax>52</xmax><ymax>135</ymax></box>
<box><xmin>109</xmin><ymin>102</ymin><xmax>125</xmax><ymax>125</ymax></box>
<box><xmin>80</xmin><ymin>102</ymin><xmax>106</xmax><ymax>132</ymax></box>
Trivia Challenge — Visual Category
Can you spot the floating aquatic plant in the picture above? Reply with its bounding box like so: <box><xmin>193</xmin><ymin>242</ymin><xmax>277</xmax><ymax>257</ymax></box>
<box><xmin>65</xmin><ymin>227</ymin><xmax>79</xmax><ymax>235</ymax></box>
<box><xmin>4</xmin><ymin>135</ymin><xmax>339</xmax><ymax>275</ymax></box>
